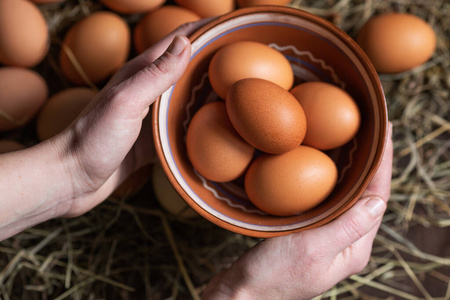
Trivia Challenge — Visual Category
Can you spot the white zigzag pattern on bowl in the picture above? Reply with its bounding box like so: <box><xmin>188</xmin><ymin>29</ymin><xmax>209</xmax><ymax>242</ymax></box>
<box><xmin>337</xmin><ymin>138</ymin><xmax>358</xmax><ymax>184</ymax></box>
<box><xmin>268</xmin><ymin>43</ymin><xmax>346</xmax><ymax>89</ymax></box>
<box><xmin>193</xmin><ymin>169</ymin><xmax>268</xmax><ymax>215</ymax></box>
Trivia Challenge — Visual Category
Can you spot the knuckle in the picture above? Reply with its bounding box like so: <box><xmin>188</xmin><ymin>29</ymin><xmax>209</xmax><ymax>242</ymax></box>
<box><xmin>144</xmin><ymin>56</ymin><xmax>172</xmax><ymax>78</ymax></box>
<box><xmin>342</xmin><ymin>217</ymin><xmax>365</xmax><ymax>242</ymax></box>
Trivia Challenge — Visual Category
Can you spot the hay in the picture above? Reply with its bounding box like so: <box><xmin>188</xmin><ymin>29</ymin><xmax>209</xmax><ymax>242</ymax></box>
<box><xmin>1</xmin><ymin>0</ymin><xmax>449</xmax><ymax>299</ymax></box>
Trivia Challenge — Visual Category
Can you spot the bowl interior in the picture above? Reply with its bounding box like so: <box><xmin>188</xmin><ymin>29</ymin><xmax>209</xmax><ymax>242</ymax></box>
<box><xmin>153</xmin><ymin>6</ymin><xmax>388</xmax><ymax>237</ymax></box>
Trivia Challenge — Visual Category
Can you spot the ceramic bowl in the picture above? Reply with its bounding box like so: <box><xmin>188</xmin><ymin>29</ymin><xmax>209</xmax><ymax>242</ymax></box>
<box><xmin>153</xmin><ymin>6</ymin><xmax>388</xmax><ymax>238</ymax></box>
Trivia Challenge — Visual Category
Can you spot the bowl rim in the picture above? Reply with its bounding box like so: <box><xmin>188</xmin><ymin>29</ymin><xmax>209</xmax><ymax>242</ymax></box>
<box><xmin>152</xmin><ymin>5</ymin><xmax>388</xmax><ymax>238</ymax></box>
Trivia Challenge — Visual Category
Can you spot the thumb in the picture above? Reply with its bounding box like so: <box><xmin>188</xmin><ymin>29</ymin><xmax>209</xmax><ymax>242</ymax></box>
<box><xmin>304</xmin><ymin>196</ymin><xmax>386</xmax><ymax>257</ymax></box>
<box><xmin>107</xmin><ymin>35</ymin><xmax>191</xmax><ymax>120</ymax></box>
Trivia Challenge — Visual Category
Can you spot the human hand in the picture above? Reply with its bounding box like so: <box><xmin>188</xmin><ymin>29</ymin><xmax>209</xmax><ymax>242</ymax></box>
<box><xmin>202</xmin><ymin>124</ymin><xmax>393</xmax><ymax>299</ymax></box>
<box><xmin>0</xmin><ymin>19</ymin><xmax>213</xmax><ymax>241</ymax></box>
<box><xmin>55</xmin><ymin>20</ymin><xmax>213</xmax><ymax>217</ymax></box>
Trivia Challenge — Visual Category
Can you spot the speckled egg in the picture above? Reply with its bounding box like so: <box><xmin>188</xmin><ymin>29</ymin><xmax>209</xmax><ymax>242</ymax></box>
<box><xmin>208</xmin><ymin>41</ymin><xmax>294</xmax><ymax>99</ymax></box>
<box><xmin>134</xmin><ymin>5</ymin><xmax>200</xmax><ymax>54</ymax></box>
<box><xmin>36</xmin><ymin>88</ymin><xmax>97</xmax><ymax>141</ymax></box>
<box><xmin>0</xmin><ymin>0</ymin><xmax>49</xmax><ymax>67</ymax></box>
<box><xmin>100</xmin><ymin>0</ymin><xmax>165</xmax><ymax>14</ymax></box>
<box><xmin>356</xmin><ymin>12</ymin><xmax>436</xmax><ymax>73</ymax></box>
<box><xmin>175</xmin><ymin>0</ymin><xmax>235</xmax><ymax>18</ymax></box>
<box><xmin>0</xmin><ymin>67</ymin><xmax>48</xmax><ymax>132</ymax></box>
<box><xmin>60</xmin><ymin>11</ymin><xmax>130</xmax><ymax>85</ymax></box>
<box><xmin>245</xmin><ymin>145</ymin><xmax>338</xmax><ymax>216</ymax></box>
<box><xmin>290</xmin><ymin>81</ymin><xmax>360</xmax><ymax>150</ymax></box>
<box><xmin>226</xmin><ymin>78</ymin><xmax>306</xmax><ymax>154</ymax></box>
<box><xmin>186</xmin><ymin>101</ymin><xmax>255</xmax><ymax>182</ymax></box>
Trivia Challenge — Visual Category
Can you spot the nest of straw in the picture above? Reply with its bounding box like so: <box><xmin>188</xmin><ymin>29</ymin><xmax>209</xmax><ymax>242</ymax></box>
<box><xmin>1</xmin><ymin>0</ymin><xmax>449</xmax><ymax>299</ymax></box>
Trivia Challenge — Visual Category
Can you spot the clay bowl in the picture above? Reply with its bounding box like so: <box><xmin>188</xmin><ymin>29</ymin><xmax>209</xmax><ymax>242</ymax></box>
<box><xmin>153</xmin><ymin>6</ymin><xmax>388</xmax><ymax>238</ymax></box>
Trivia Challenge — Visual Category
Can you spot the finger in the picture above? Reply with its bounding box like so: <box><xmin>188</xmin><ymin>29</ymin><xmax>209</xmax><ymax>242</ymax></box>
<box><xmin>106</xmin><ymin>35</ymin><xmax>191</xmax><ymax>120</ymax></box>
<box><xmin>362</xmin><ymin>121</ymin><xmax>393</xmax><ymax>202</ymax></box>
<box><xmin>108</xmin><ymin>18</ymin><xmax>213</xmax><ymax>86</ymax></box>
<box><xmin>301</xmin><ymin>195</ymin><xmax>386</xmax><ymax>259</ymax></box>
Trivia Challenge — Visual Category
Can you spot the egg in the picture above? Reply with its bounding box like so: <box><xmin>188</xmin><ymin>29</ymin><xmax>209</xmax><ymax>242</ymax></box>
<box><xmin>209</xmin><ymin>41</ymin><xmax>294</xmax><ymax>99</ymax></box>
<box><xmin>226</xmin><ymin>78</ymin><xmax>306</xmax><ymax>154</ymax></box>
<box><xmin>112</xmin><ymin>165</ymin><xmax>152</xmax><ymax>199</ymax></box>
<box><xmin>0</xmin><ymin>0</ymin><xmax>49</xmax><ymax>67</ymax></box>
<box><xmin>100</xmin><ymin>0</ymin><xmax>165</xmax><ymax>14</ymax></box>
<box><xmin>152</xmin><ymin>162</ymin><xmax>198</xmax><ymax>218</ymax></box>
<box><xmin>134</xmin><ymin>5</ymin><xmax>201</xmax><ymax>54</ymax></box>
<box><xmin>60</xmin><ymin>11</ymin><xmax>130</xmax><ymax>85</ymax></box>
<box><xmin>356</xmin><ymin>12</ymin><xmax>436</xmax><ymax>74</ymax></box>
<box><xmin>36</xmin><ymin>88</ymin><xmax>96</xmax><ymax>141</ymax></box>
<box><xmin>237</xmin><ymin>0</ymin><xmax>291</xmax><ymax>7</ymax></box>
<box><xmin>31</xmin><ymin>0</ymin><xmax>65</xmax><ymax>4</ymax></box>
<box><xmin>245</xmin><ymin>145</ymin><xmax>338</xmax><ymax>216</ymax></box>
<box><xmin>290</xmin><ymin>81</ymin><xmax>360</xmax><ymax>150</ymax></box>
<box><xmin>175</xmin><ymin>0</ymin><xmax>235</xmax><ymax>18</ymax></box>
<box><xmin>0</xmin><ymin>139</ymin><xmax>26</xmax><ymax>154</ymax></box>
<box><xmin>186</xmin><ymin>101</ymin><xmax>255</xmax><ymax>182</ymax></box>
<box><xmin>0</xmin><ymin>67</ymin><xmax>48</xmax><ymax>132</ymax></box>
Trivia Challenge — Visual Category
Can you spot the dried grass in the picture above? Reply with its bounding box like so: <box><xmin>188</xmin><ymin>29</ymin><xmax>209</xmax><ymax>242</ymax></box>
<box><xmin>1</xmin><ymin>0</ymin><xmax>449</xmax><ymax>299</ymax></box>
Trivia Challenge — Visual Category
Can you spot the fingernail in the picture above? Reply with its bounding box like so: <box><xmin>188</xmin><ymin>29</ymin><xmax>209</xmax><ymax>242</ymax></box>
<box><xmin>168</xmin><ymin>35</ymin><xmax>188</xmax><ymax>56</ymax></box>
<box><xmin>364</xmin><ymin>197</ymin><xmax>386</xmax><ymax>218</ymax></box>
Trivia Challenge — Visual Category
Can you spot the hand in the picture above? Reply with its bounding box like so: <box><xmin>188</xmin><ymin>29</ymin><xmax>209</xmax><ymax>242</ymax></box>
<box><xmin>56</xmin><ymin>19</ymin><xmax>213</xmax><ymax>217</ymax></box>
<box><xmin>202</xmin><ymin>124</ymin><xmax>393</xmax><ymax>300</ymax></box>
<box><xmin>0</xmin><ymin>19</ymin><xmax>211</xmax><ymax>240</ymax></box>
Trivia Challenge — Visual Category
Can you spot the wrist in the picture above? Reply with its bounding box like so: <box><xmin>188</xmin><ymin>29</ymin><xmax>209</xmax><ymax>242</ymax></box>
<box><xmin>202</xmin><ymin>267</ymin><xmax>255</xmax><ymax>300</ymax></box>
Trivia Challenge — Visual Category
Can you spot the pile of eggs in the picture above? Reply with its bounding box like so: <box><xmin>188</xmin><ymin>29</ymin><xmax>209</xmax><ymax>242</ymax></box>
<box><xmin>0</xmin><ymin>0</ymin><xmax>437</xmax><ymax>213</ymax></box>
<box><xmin>186</xmin><ymin>41</ymin><xmax>361</xmax><ymax>216</ymax></box>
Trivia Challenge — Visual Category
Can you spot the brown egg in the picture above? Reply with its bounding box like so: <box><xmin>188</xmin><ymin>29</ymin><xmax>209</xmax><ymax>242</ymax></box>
<box><xmin>134</xmin><ymin>5</ymin><xmax>201</xmax><ymax>54</ymax></box>
<box><xmin>237</xmin><ymin>0</ymin><xmax>291</xmax><ymax>7</ymax></box>
<box><xmin>0</xmin><ymin>139</ymin><xmax>26</xmax><ymax>154</ymax></box>
<box><xmin>245</xmin><ymin>145</ymin><xmax>338</xmax><ymax>216</ymax></box>
<box><xmin>0</xmin><ymin>67</ymin><xmax>48</xmax><ymax>132</ymax></box>
<box><xmin>209</xmin><ymin>41</ymin><xmax>294</xmax><ymax>100</ymax></box>
<box><xmin>356</xmin><ymin>12</ymin><xmax>436</xmax><ymax>74</ymax></box>
<box><xmin>186</xmin><ymin>101</ymin><xmax>255</xmax><ymax>182</ymax></box>
<box><xmin>152</xmin><ymin>162</ymin><xmax>198</xmax><ymax>218</ymax></box>
<box><xmin>100</xmin><ymin>0</ymin><xmax>165</xmax><ymax>14</ymax></box>
<box><xmin>36</xmin><ymin>88</ymin><xmax>96</xmax><ymax>141</ymax></box>
<box><xmin>290</xmin><ymin>81</ymin><xmax>360</xmax><ymax>150</ymax></box>
<box><xmin>227</xmin><ymin>78</ymin><xmax>306</xmax><ymax>154</ymax></box>
<box><xmin>0</xmin><ymin>0</ymin><xmax>49</xmax><ymax>67</ymax></box>
<box><xmin>60</xmin><ymin>11</ymin><xmax>130</xmax><ymax>85</ymax></box>
<box><xmin>31</xmin><ymin>0</ymin><xmax>65</xmax><ymax>4</ymax></box>
<box><xmin>175</xmin><ymin>0</ymin><xmax>235</xmax><ymax>18</ymax></box>
<box><xmin>112</xmin><ymin>165</ymin><xmax>152</xmax><ymax>199</ymax></box>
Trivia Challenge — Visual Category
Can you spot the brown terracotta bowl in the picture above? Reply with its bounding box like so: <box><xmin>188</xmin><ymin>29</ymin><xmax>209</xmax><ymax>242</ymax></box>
<box><xmin>153</xmin><ymin>6</ymin><xmax>388</xmax><ymax>238</ymax></box>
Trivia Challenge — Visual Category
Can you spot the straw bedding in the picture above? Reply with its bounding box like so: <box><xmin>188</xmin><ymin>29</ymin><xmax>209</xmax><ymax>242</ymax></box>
<box><xmin>0</xmin><ymin>0</ymin><xmax>449</xmax><ymax>299</ymax></box>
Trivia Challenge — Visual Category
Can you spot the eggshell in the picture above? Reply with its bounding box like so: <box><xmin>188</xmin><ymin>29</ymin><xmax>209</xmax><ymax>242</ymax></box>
<box><xmin>186</xmin><ymin>101</ymin><xmax>255</xmax><ymax>182</ymax></box>
<box><xmin>226</xmin><ymin>78</ymin><xmax>306</xmax><ymax>154</ymax></box>
<box><xmin>0</xmin><ymin>0</ymin><xmax>49</xmax><ymax>67</ymax></box>
<box><xmin>209</xmin><ymin>41</ymin><xmax>294</xmax><ymax>99</ymax></box>
<box><xmin>0</xmin><ymin>67</ymin><xmax>48</xmax><ymax>132</ymax></box>
<box><xmin>356</xmin><ymin>12</ymin><xmax>436</xmax><ymax>74</ymax></box>
<box><xmin>290</xmin><ymin>81</ymin><xmax>360</xmax><ymax>150</ymax></box>
<box><xmin>36</xmin><ymin>88</ymin><xmax>96</xmax><ymax>141</ymax></box>
<box><xmin>245</xmin><ymin>145</ymin><xmax>338</xmax><ymax>216</ymax></box>
<box><xmin>60</xmin><ymin>11</ymin><xmax>130</xmax><ymax>85</ymax></box>
<box><xmin>152</xmin><ymin>162</ymin><xmax>198</xmax><ymax>218</ymax></box>
<box><xmin>175</xmin><ymin>0</ymin><xmax>235</xmax><ymax>18</ymax></box>
<box><xmin>100</xmin><ymin>0</ymin><xmax>165</xmax><ymax>14</ymax></box>
<box><xmin>134</xmin><ymin>5</ymin><xmax>201</xmax><ymax>54</ymax></box>
<box><xmin>112</xmin><ymin>165</ymin><xmax>152</xmax><ymax>199</ymax></box>
<box><xmin>31</xmin><ymin>0</ymin><xmax>65</xmax><ymax>4</ymax></box>
<box><xmin>237</xmin><ymin>0</ymin><xmax>291</xmax><ymax>7</ymax></box>
<box><xmin>0</xmin><ymin>139</ymin><xmax>26</xmax><ymax>154</ymax></box>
